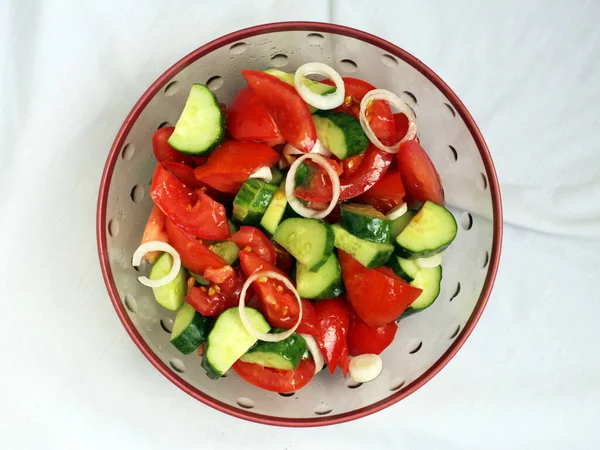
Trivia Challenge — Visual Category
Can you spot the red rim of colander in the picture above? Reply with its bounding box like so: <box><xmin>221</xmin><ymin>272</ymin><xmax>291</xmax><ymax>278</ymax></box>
<box><xmin>97</xmin><ymin>21</ymin><xmax>503</xmax><ymax>427</ymax></box>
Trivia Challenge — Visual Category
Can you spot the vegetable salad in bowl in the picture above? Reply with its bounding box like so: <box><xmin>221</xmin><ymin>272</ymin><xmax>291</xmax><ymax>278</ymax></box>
<box><xmin>133</xmin><ymin>62</ymin><xmax>457</xmax><ymax>394</ymax></box>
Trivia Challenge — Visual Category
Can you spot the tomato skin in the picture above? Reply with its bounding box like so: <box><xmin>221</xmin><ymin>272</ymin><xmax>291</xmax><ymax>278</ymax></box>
<box><xmin>151</xmin><ymin>164</ymin><xmax>230</xmax><ymax>240</ymax></box>
<box><xmin>140</xmin><ymin>205</ymin><xmax>168</xmax><ymax>264</ymax></box>
<box><xmin>242</xmin><ymin>70</ymin><xmax>316</xmax><ymax>153</ymax></box>
<box><xmin>347</xmin><ymin>318</ymin><xmax>398</xmax><ymax>356</ymax></box>
<box><xmin>273</xmin><ymin>242</ymin><xmax>293</xmax><ymax>275</ymax></box>
<box><xmin>229</xmin><ymin>226</ymin><xmax>277</xmax><ymax>265</ymax></box>
<box><xmin>314</xmin><ymin>297</ymin><xmax>350</xmax><ymax>375</ymax></box>
<box><xmin>227</xmin><ymin>86</ymin><xmax>284</xmax><ymax>146</ymax></box>
<box><xmin>338</xmin><ymin>251</ymin><xmax>422</xmax><ymax>327</ymax></box>
<box><xmin>358</xmin><ymin>164</ymin><xmax>406</xmax><ymax>213</ymax></box>
<box><xmin>161</xmin><ymin>161</ymin><xmax>213</xmax><ymax>191</ymax></box>
<box><xmin>164</xmin><ymin>218</ymin><xmax>226</xmax><ymax>275</ymax></box>
<box><xmin>295</xmin><ymin>145</ymin><xmax>393</xmax><ymax>202</ymax></box>
<box><xmin>152</xmin><ymin>127</ymin><xmax>195</xmax><ymax>165</ymax></box>
<box><xmin>193</xmin><ymin>140</ymin><xmax>280</xmax><ymax>194</ymax></box>
<box><xmin>342</xmin><ymin>154</ymin><xmax>365</xmax><ymax>178</ymax></box>
<box><xmin>232</xmin><ymin>358</ymin><xmax>315</xmax><ymax>393</ymax></box>
<box><xmin>393</xmin><ymin>113</ymin><xmax>410</xmax><ymax>143</ymax></box>
<box><xmin>186</xmin><ymin>266</ymin><xmax>243</xmax><ymax>316</ymax></box>
<box><xmin>238</xmin><ymin>250</ymin><xmax>320</xmax><ymax>336</ymax></box>
<box><xmin>397</xmin><ymin>140</ymin><xmax>444</xmax><ymax>205</ymax></box>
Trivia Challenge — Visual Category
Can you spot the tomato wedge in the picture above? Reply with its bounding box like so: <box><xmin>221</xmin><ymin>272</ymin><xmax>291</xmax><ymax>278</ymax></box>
<box><xmin>239</xmin><ymin>250</ymin><xmax>319</xmax><ymax>336</ymax></box>
<box><xmin>358</xmin><ymin>164</ymin><xmax>406</xmax><ymax>213</ymax></box>
<box><xmin>152</xmin><ymin>127</ymin><xmax>195</xmax><ymax>165</ymax></box>
<box><xmin>226</xmin><ymin>86</ymin><xmax>284</xmax><ymax>146</ymax></box>
<box><xmin>242</xmin><ymin>70</ymin><xmax>316</xmax><ymax>152</ymax></box>
<box><xmin>186</xmin><ymin>266</ymin><xmax>243</xmax><ymax>316</ymax></box>
<box><xmin>140</xmin><ymin>205</ymin><xmax>167</xmax><ymax>264</ymax></box>
<box><xmin>314</xmin><ymin>297</ymin><xmax>350</xmax><ymax>375</ymax></box>
<box><xmin>164</xmin><ymin>218</ymin><xmax>226</xmax><ymax>274</ymax></box>
<box><xmin>295</xmin><ymin>145</ymin><xmax>393</xmax><ymax>202</ymax></box>
<box><xmin>273</xmin><ymin>242</ymin><xmax>293</xmax><ymax>275</ymax></box>
<box><xmin>397</xmin><ymin>140</ymin><xmax>444</xmax><ymax>205</ymax></box>
<box><xmin>324</xmin><ymin>77</ymin><xmax>396</xmax><ymax>145</ymax></box>
<box><xmin>161</xmin><ymin>161</ymin><xmax>212</xmax><ymax>191</ymax></box>
<box><xmin>347</xmin><ymin>316</ymin><xmax>398</xmax><ymax>356</ymax></box>
<box><xmin>151</xmin><ymin>164</ymin><xmax>230</xmax><ymax>240</ymax></box>
<box><xmin>230</xmin><ymin>226</ymin><xmax>277</xmax><ymax>266</ymax></box>
<box><xmin>232</xmin><ymin>358</ymin><xmax>315</xmax><ymax>393</ymax></box>
<box><xmin>193</xmin><ymin>140</ymin><xmax>280</xmax><ymax>194</ymax></box>
<box><xmin>338</xmin><ymin>251</ymin><xmax>422</xmax><ymax>327</ymax></box>
<box><xmin>342</xmin><ymin>154</ymin><xmax>365</xmax><ymax>178</ymax></box>
<box><xmin>393</xmin><ymin>113</ymin><xmax>410</xmax><ymax>143</ymax></box>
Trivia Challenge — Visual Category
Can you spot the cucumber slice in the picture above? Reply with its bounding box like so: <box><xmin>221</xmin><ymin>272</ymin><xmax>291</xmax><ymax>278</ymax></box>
<box><xmin>340</xmin><ymin>203</ymin><xmax>392</xmax><ymax>244</ymax></box>
<box><xmin>233</xmin><ymin>179</ymin><xmax>278</xmax><ymax>226</ymax></box>
<box><xmin>168</xmin><ymin>84</ymin><xmax>225</xmax><ymax>155</ymax></box>
<box><xmin>273</xmin><ymin>218</ymin><xmax>334</xmax><ymax>272</ymax></box>
<box><xmin>332</xmin><ymin>224</ymin><xmax>393</xmax><ymax>269</ymax></box>
<box><xmin>395</xmin><ymin>201</ymin><xmax>457</xmax><ymax>259</ymax></box>
<box><xmin>170</xmin><ymin>302</ymin><xmax>211</xmax><ymax>354</ymax></box>
<box><xmin>269</xmin><ymin>166</ymin><xmax>284</xmax><ymax>186</ymax></box>
<box><xmin>202</xmin><ymin>307</ymin><xmax>270</xmax><ymax>379</ymax></box>
<box><xmin>260</xmin><ymin>188</ymin><xmax>287</xmax><ymax>235</ymax></box>
<box><xmin>391</xmin><ymin>209</ymin><xmax>417</xmax><ymax>239</ymax></box>
<box><xmin>387</xmin><ymin>255</ymin><xmax>420</xmax><ymax>282</ymax></box>
<box><xmin>405</xmin><ymin>265</ymin><xmax>442</xmax><ymax>314</ymax></box>
<box><xmin>295</xmin><ymin>162</ymin><xmax>310</xmax><ymax>186</ymax></box>
<box><xmin>296</xmin><ymin>253</ymin><xmax>344</xmax><ymax>300</ymax></box>
<box><xmin>312</xmin><ymin>111</ymin><xmax>369</xmax><ymax>160</ymax></box>
<box><xmin>263</xmin><ymin>68</ymin><xmax>336</xmax><ymax>95</ymax></box>
<box><xmin>149</xmin><ymin>253</ymin><xmax>187</xmax><ymax>311</ymax></box>
<box><xmin>228</xmin><ymin>219</ymin><xmax>238</xmax><ymax>235</ymax></box>
<box><xmin>209</xmin><ymin>241</ymin><xmax>239</xmax><ymax>265</ymax></box>
<box><xmin>240</xmin><ymin>332</ymin><xmax>307</xmax><ymax>370</ymax></box>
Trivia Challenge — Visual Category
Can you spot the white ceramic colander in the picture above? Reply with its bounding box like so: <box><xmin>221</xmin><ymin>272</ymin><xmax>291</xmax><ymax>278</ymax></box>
<box><xmin>97</xmin><ymin>22</ymin><xmax>502</xmax><ymax>427</ymax></box>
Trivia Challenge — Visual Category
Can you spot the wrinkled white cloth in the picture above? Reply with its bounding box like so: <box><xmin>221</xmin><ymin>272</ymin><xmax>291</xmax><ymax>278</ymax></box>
<box><xmin>1</xmin><ymin>1</ymin><xmax>599</xmax><ymax>449</ymax></box>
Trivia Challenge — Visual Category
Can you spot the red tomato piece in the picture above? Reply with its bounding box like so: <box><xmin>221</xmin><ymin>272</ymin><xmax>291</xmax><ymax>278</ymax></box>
<box><xmin>186</xmin><ymin>265</ymin><xmax>243</xmax><ymax>316</ymax></box>
<box><xmin>313</xmin><ymin>297</ymin><xmax>350</xmax><ymax>375</ymax></box>
<box><xmin>242</xmin><ymin>70</ymin><xmax>316</xmax><ymax>153</ymax></box>
<box><xmin>238</xmin><ymin>250</ymin><xmax>319</xmax><ymax>336</ymax></box>
<box><xmin>347</xmin><ymin>318</ymin><xmax>398</xmax><ymax>356</ymax></box>
<box><xmin>295</xmin><ymin>145</ymin><xmax>393</xmax><ymax>202</ymax></box>
<box><xmin>193</xmin><ymin>140</ymin><xmax>280</xmax><ymax>194</ymax></box>
<box><xmin>140</xmin><ymin>204</ymin><xmax>167</xmax><ymax>264</ymax></box>
<box><xmin>161</xmin><ymin>161</ymin><xmax>212</xmax><ymax>191</ymax></box>
<box><xmin>393</xmin><ymin>113</ymin><xmax>410</xmax><ymax>143</ymax></box>
<box><xmin>273</xmin><ymin>242</ymin><xmax>293</xmax><ymax>275</ymax></box>
<box><xmin>232</xmin><ymin>358</ymin><xmax>315</xmax><ymax>393</ymax></box>
<box><xmin>152</xmin><ymin>127</ymin><xmax>195</xmax><ymax>165</ymax></box>
<box><xmin>397</xmin><ymin>140</ymin><xmax>444</xmax><ymax>205</ymax></box>
<box><xmin>229</xmin><ymin>226</ymin><xmax>276</xmax><ymax>265</ymax></box>
<box><xmin>164</xmin><ymin>218</ymin><xmax>226</xmax><ymax>275</ymax></box>
<box><xmin>338</xmin><ymin>251</ymin><xmax>422</xmax><ymax>327</ymax></box>
<box><xmin>227</xmin><ymin>86</ymin><xmax>284</xmax><ymax>146</ymax></box>
<box><xmin>342</xmin><ymin>154</ymin><xmax>365</xmax><ymax>178</ymax></box>
<box><xmin>358</xmin><ymin>165</ymin><xmax>406</xmax><ymax>213</ymax></box>
<box><xmin>151</xmin><ymin>163</ymin><xmax>230</xmax><ymax>240</ymax></box>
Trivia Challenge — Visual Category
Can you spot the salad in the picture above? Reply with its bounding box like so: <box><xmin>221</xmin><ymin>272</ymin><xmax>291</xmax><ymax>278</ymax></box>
<box><xmin>132</xmin><ymin>62</ymin><xmax>457</xmax><ymax>393</ymax></box>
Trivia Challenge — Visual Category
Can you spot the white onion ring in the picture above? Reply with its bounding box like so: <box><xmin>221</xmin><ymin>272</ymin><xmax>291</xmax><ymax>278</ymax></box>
<box><xmin>300</xmin><ymin>333</ymin><xmax>325</xmax><ymax>374</ymax></box>
<box><xmin>283</xmin><ymin>139</ymin><xmax>331</xmax><ymax>158</ymax></box>
<box><xmin>239</xmin><ymin>271</ymin><xmax>303</xmax><ymax>342</ymax></box>
<box><xmin>386</xmin><ymin>203</ymin><xmax>408</xmax><ymax>220</ymax></box>
<box><xmin>294</xmin><ymin>62</ymin><xmax>345</xmax><ymax>110</ymax></box>
<box><xmin>415</xmin><ymin>252</ymin><xmax>444</xmax><ymax>268</ymax></box>
<box><xmin>359</xmin><ymin>89</ymin><xmax>417</xmax><ymax>153</ymax></box>
<box><xmin>285</xmin><ymin>153</ymin><xmax>340</xmax><ymax>219</ymax></box>
<box><xmin>132</xmin><ymin>241</ymin><xmax>181</xmax><ymax>288</ymax></box>
<box><xmin>248</xmin><ymin>166</ymin><xmax>272</xmax><ymax>183</ymax></box>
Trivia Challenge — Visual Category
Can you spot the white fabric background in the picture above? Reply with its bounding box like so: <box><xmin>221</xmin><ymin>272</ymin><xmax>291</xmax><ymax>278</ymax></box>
<box><xmin>1</xmin><ymin>1</ymin><xmax>599</xmax><ymax>448</ymax></box>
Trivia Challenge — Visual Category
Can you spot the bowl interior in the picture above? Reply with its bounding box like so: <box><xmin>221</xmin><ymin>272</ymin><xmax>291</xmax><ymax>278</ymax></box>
<box><xmin>99</xmin><ymin>24</ymin><xmax>499</xmax><ymax>425</ymax></box>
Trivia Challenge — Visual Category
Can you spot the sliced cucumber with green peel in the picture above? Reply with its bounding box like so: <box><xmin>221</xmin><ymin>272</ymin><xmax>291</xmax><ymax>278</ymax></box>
<box><xmin>395</xmin><ymin>201</ymin><xmax>457</xmax><ymax>259</ymax></box>
<box><xmin>340</xmin><ymin>203</ymin><xmax>392</xmax><ymax>244</ymax></box>
<box><xmin>332</xmin><ymin>224</ymin><xmax>393</xmax><ymax>269</ymax></box>
<box><xmin>209</xmin><ymin>241</ymin><xmax>239</xmax><ymax>265</ymax></box>
<box><xmin>269</xmin><ymin>166</ymin><xmax>284</xmax><ymax>186</ymax></box>
<box><xmin>273</xmin><ymin>218</ymin><xmax>334</xmax><ymax>272</ymax></box>
<box><xmin>240</xmin><ymin>332</ymin><xmax>307</xmax><ymax>370</ymax></box>
<box><xmin>150</xmin><ymin>253</ymin><xmax>187</xmax><ymax>311</ymax></box>
<box><xmin>167</xmin><ymin>84</ymin><xmax>225</xmax><ymax>155</ymax></box>
<box><xmin>228</xmin><ymin>219</ymin><xmax>238</xmax><ymax>235</ymax></box>
<box><xmin>263</xmin><ymin>68</ymin><xmax>336</xmax><ymax>95</ymax></box>
<box><xmin>312</xmin><ymin>110</ymin><xmax>369</xmax><ymax>160</ymax></box>
<box><xmin>233</xmin><ymin>179</ymin><xmax>277</xmax><ymax>225</ymax></box>
<box><xmin>202</xmin><ymin>307</ymin><xmax>270</xmax><ymax>379</ymax></box>
<box><xmin>260</xmin><ymin>188</ymin><xmax>287</xmax><ymax>235</ymax></box>
<box><xmin>170</xmin><ymin>302</ymin><xmax>211</xmax><ymax>354</ymax></box>
<box><xmin>391</xmin><ymin>209</ymin><xmax>417</xmax><ymax>239</ymax></box>
<box><xmin>387</xmin><ymin>255</ymin><xmax>420</xmax><ymax>282</ymax></box>
<box><xmin>401</xmin><ymin>265</ymin><xmax>442</xmax><ymax>318</ymax></box>
<box><xmin>191</xmin><ymin>272</ymin><xmax>209</xmax><ymax>285</ymax></box>
<box><xmin>295</xmin><ymin>162</ymin><xmax>310</xmax><ymax>186</ymax></box>
<box><xmin>296</xmin><ymin>253</ymin><xmax>344</xmax><ymax>300</ymax></box>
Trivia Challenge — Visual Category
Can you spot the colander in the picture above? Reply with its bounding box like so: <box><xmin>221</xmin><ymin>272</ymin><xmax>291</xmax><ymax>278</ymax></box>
<box><xmin>96</xmin><ymin>22</ymin><xmax>502</xmax><ymax>427</ymax></box>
